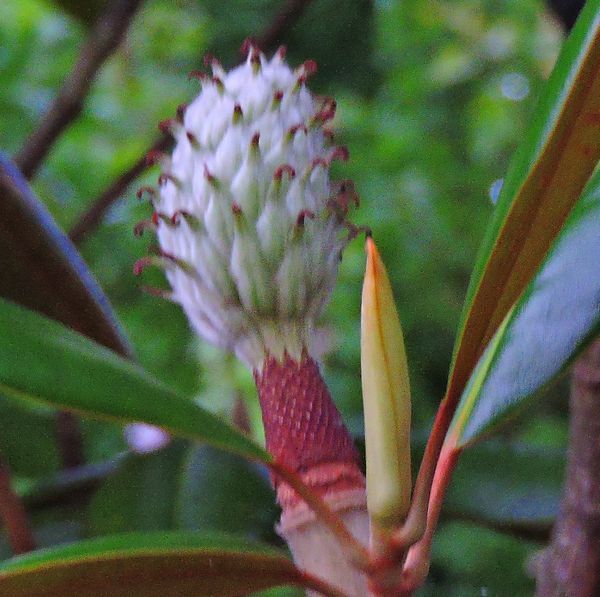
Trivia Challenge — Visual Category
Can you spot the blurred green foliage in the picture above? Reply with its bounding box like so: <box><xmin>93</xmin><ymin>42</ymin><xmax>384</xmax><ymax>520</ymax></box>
<box><xmin>0</xmin><ymin>0</ymin><xmax>570</xmax><ymax>593</ymax></box>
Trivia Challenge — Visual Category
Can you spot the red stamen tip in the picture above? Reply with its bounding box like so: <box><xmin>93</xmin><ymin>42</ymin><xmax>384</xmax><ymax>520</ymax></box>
<box><xmin>188</xmin><ymin>70</ymin><xmax>207</xmax><ymax>82</ymax></box>
<box><xmin>171</xmin><ymin>210</ymin><xmax>191</xmax><ymax>225</ymax></box>
<box><xmin>274</xmin><ymin>164</ymin><xmax>296</xmax><ymax>181</ymax></box>
<box><xmin>146</xmin><ymin>150</ymin><xmax>165</xmax><ymax>166</ymax></box>
<box><xmin>276</xmin><ymin>45</ymin><xmax>287</xmax><ymax>60</ymax></box>
<box><xmin>176</xmin><ymin>103</ymin><xmax>188</xmax><ymax>121</ymax></box>
<box><xmin>330</xmin><ymin>146</ymin><xmax>349</xmax><ymax>162</ymax></box>
<box><xmin>158</xmin><ymin>119</ymin><xmax>176</xmax><ymax>134</ymax></box>
<box><xmin>296</xmin><ymin>209</ymin><xmax>315</xmax><ymax>227</ymax></box>
<box><xmin>133</xmin><ymin>257</ymin><xmax>151</xmax><ymax>276</ymax></box>
<box><xmin>240</xmin><ymin>37</ymin><xmax>256</xmax><ymax>57</ymax></box>
<box><xmin>136</xmin><ymin>186</ymin><xmax>155</xmax><ymax>200</ymax></box>
<box><xmin>251</xmin><ymin>132</ymin><xmax>260</xmax><ymax>147</ymax></box>
<box><xmin>231</xmin><ymin>202</ymin><xmax>243</xmax><ymax>216</ymax></box>
<box><xmin>203</xmin><ymin>53</ymin><xmax>221</xmax><ymax>69</ymax></box>
<box><xmin>186</xmin><ymin>131</ymin><xmax>198</xmax><ymax>146</ymax></box>
<box><xmin>302</xmin><ymin>59</ymin><xmax>318</xmax><ymax>77</ymax></box>
<box><xmin>204</xmin><ymin>164</ymin><xmax>217</xmax><ymax>184</ymax></box>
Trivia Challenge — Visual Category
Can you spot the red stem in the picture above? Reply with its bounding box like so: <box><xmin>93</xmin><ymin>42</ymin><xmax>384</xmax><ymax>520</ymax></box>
<box><xmin>0</xmin><ymin>455</ymin><xmax>36</xmax><ymax>555</ymax></box>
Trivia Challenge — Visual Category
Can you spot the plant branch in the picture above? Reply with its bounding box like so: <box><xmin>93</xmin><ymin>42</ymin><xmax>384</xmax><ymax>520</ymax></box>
<box><xmin>55</xmin><ymin>410</ymin><xmax>86</xmax><ymax>469</ymax></box>
<box><xmin>14</xmin><ymin>0</ymin><xmax>145</xmax><ymax>179</ymax></box>
<box><xmin>0</xmin><ymin>454</ymin><xmax>36</xmax><ymax>555</ymax></box>
<box><xmin>68</xmin><ymin>134</ymin><xmax>171</xmax><ymax>245</ymax></box>
<box><xmin>254</xmin><ymin>0</ymin><xmax>315</xmax><ymax>51</ymax></box>
<box><xmin>533</xmin><ymin>337</ymin><xmax>600</xmax><ymax>596</ymax></box>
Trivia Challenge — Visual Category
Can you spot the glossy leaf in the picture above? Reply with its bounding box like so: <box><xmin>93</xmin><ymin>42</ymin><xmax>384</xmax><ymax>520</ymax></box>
<box><xmin>448</xmin><ymin>167</ymin><xmax>600</xmax><ymax>447</ymax></box>
<box><xmin>447</xmin><ymin>1</ymin><xmax>600</xmax><ymax>409</ymax></box>
<box><xmin>0</xmin><ymin>297</ymin><xmax>270</xmax><ymax>463</ymax></box>
<box><xmin>0</xmin><ymin>153</ymin><xmax>130</xmax><ymax>356</ymax></box>
<box><xmin>360</xmin><ymin>237</ymin><xmax>412</xmax><ymax>526</ymax></box>
<box><xmin>177</xmin><ymin>445</ymin><xmax>278</xmax><ymax>542</ymax></box>
<box><xmin>87</xmin><ymin>441</ymin><xmax>188</xmax><ymax>536</ymax></box>
<box><xmin>444</xmin><ymin>442</ymin><xmax>563</xmax><ymax>533</ymax></box>
<box><xmin>0</xmin><ymin>532</ymin><xmax>323</xmax><ymax>596</ymax></box>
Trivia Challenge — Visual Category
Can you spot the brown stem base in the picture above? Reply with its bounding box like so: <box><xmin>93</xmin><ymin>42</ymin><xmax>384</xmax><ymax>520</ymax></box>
<box><xmin>534</xmin><ymin>338</ymin><xmax>600</xmax><ymax>596</ymax></box>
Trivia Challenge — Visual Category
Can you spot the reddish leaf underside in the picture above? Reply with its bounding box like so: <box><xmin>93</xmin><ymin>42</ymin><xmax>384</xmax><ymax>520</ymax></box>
<box><xmin>0</xmin><ymin>550</ymin><xmax>313</xmax><ymax>597</ymax></box>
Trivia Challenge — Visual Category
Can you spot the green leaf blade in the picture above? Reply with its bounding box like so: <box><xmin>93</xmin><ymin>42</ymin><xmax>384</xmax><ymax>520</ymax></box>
<box><xmin>0</xmin><ymin>298</ymin><xmax>270</xmax><ymax>463</ymax></box>
<box><xmin>447</xmin><ymin>0</ymin><xmax>600</xmax><ymax>408</ymax></box>
<box><xmin>449</xmin><ymin>167</ymin><xmax>600</xmax><ymax>447</ymax></box>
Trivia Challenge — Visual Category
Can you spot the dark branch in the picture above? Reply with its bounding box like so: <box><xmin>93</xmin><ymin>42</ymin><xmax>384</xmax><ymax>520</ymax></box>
<box><xmin>0</xmin><ymin>454</ymin><xmax>36</xmax><ymax>554</ymax></box>
<box><xmin>69</xmin><ymin>134</ymin><xmax>171</xmax><ymax>245</ymax></box>
<box><xmin>533</xmin><ymin>337</ymin><xmax>600</xmax><ymax>596</ymax></box>
<box><xmin>546</xmin><ymin>0</ymin><xmax>585</xmax><ymax>31</ymax></box>
<box><xmin>14</xmin><ymin>0</ymin><xmax>145</xmax><ymax>179</ymax></box>
<box><xmin>255</xmin><ymin>0</ymin><xmax>316</xmax><ymax>52</ymax></box>
<box><xmin>55</xmin><ymin>411</ymin><xmax>86</xmax><ymax>469</ymax></box>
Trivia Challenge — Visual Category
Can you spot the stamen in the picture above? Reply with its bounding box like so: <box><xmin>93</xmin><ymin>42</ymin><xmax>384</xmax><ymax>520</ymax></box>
<box><xmin>186</xmin><ymin>131</ymin><xmax>200</xmax><ymax>148</ymax></box>
<box><xmin>274</xmin><ymin>164</ymin><xmax>296</xmax><ymax>181</ymax></box>
<box><xmin>176</xmin><ymin>103</ymin><xmax>188</xmax><ymax>121</ymax></box>
<box><xmin>204</xmin><ymin>164</ymin><xmax>219</xmax><ymax>188</ymax></box>
<box><xmin>133</xmin><ymin>219</ymin><xmax>156</xmax><ymax>237</ymax></box>
<box><xmin>188</xmin><ymin>70</ymin><xmax>207</xmax><ymax>82</ymax></box>
<box><xmin>271</xmin><ymin>90</ymin><xmax>283</xmax><ymax>110</ymax></box>
<box><xmin>158</xmin><ymin>172</ymin><xmax>181</xmax><ymax>187</ymax></box>
<box><xmin>136</xmin><ymin>186</ymin><xmax>156</xmax><ymax>200</ymax></box>
<box><xmin>330</xmin><ymin>146</ymin><xmax>349</xmax><ymax>162</ymax></box>
<box><xmin>296</xmin><ymin>209</ymin><xmax>316</xmax><ymax>227</ymax></box>
<box><xmin>141</xmin><ymin>285</ymin><xmax>174</xmax><ymax>301</ymax></box>
<box><xmin>233</xmin><ymin>104</ymin><xmax>243</xmax><ymax>124</ymax></box>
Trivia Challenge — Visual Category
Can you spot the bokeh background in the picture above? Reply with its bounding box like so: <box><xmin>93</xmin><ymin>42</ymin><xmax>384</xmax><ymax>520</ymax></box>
<box><xmin>0</xmin><ymin>0</ymin><xmax>581</xmax><ymax>594</ymax></box>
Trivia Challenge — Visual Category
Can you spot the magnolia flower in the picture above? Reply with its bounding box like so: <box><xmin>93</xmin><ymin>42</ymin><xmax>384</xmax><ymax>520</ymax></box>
<box><xmin>135</xmin><ymin>44</ymin><xmax>358</xmax><ymax>371</ymax></box>
<box><xmin>135</xmin><ymin>47</ymin><xmax>367</xmax><ymax>592</ymax></box>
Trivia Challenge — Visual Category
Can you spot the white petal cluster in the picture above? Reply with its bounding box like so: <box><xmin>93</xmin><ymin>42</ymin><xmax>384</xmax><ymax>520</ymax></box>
<box><xmin>143</xmin><ymin>47</ymin><xmax>356</xmax><ymax>369</ymax></box>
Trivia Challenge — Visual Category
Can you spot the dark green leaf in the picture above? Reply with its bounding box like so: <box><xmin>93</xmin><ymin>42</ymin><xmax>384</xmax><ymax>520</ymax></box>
<box><xmin>177</xmin><ymin>445</ymin><xmax>278</xmax><ymax>542</ymax></box>
<box><xmin>447</xmin><ymin>1</ymin><xmax>600</xmax><ymax>409</ymax></box>
<box><xmin>0</xmin><ymin>298</ymin><xmax>270</xmax><ymax>463</ymax></box>
<box><xmin>0</xmin><ymin>153</ymin><xmax>130</xmax><ymax>356</ymax></box>
<box><xmin>449</xmin><ymin>167</ymin><xmax>600</xmax><ymax>446</ymax></box>
<box><xmin>88</xmin><ymin>441</ymin><xmax>188</xmax><ymax>535</ymax></box>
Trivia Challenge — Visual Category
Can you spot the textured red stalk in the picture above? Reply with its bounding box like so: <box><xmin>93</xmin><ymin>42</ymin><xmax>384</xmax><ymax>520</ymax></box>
<box><xmin>254</xmin><ymin>351</ymin><xmax>365</xmax><ymax>513</ymax></box>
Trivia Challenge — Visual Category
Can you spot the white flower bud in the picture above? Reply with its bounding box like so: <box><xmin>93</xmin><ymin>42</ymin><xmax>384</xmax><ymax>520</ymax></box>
<box><xmin>140</xmin><ymin>46</ymin><xmax>356</xmax><ymax>369</ymax></box>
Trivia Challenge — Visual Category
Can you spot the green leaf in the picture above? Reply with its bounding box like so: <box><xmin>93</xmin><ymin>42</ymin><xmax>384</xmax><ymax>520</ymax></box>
<box><xmin>444</xmin><ymin>441</ymin><xmax>563</xmax><ymax>532</ymax></box>
<box><xmin>177</xmin><ymin>445</ymin><xmax>278</xmax><ymax>542</ymax></box>
<box><xmin>447</xmin><ymin>1</ymin><xmax>600</xmax><ymax>408</ymax></box>
<box><xmin>0</xmin><ymin>297</ymin><xmax>270</xmax><ymax>463</ymax></box>
<box><xmin>0</xmin><ymin>153</ymin><xmax>130</xmax><ymax>356</ymax></box>
<box><xmin>88</xmin><ymin>441</ymin><xmax>189</xmax><ymax>536</ymax></box>
<box><xmin>448</xmin><ymin>167</ymin><xmax>600</xmax><ymax>447</ymax></box>
<box><xmin>0</xmin><ymin>394</ymin><xmax>60</xmax><ymax>477</ymax></box>
<box><xmin>0</xmin><ymin>532</ymin><xmax>315</xmax><ymax>596</ymax></box>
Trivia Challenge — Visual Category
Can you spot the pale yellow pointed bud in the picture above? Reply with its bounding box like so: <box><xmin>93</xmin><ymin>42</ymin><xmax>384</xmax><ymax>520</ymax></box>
<box><xmin>361</xmin><ymin>236</ymin><xmax>412</xmax><ymax>527</ymax></box>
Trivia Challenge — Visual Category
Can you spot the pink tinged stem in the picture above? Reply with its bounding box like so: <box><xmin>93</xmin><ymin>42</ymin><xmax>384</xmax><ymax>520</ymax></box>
<box><xmin>254</xmin><ymin>351</ymin><xmax>371</xmax><ymax>588</ymax></box>
<box><xmin>0</xmin><ymin>456</ymin><xmax>36</xmax><ymax>555</ymax></box>
<box><xmin>399</xmin><ymin>444</ymin><xmax>460</xmax><ymax>594</ymax></box>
